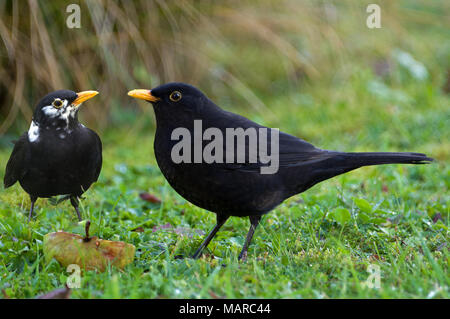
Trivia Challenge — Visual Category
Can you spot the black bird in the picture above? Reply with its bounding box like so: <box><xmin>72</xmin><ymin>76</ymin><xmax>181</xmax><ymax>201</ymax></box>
<box><xmin>4</xmin><ymin>90</ymin><xmax>102</xmax><ymax>222</ymax></box>
<box><xmin>128</xmin><ymin>82</ymin><xmax>433</xmax><ymax>260</ymax></box>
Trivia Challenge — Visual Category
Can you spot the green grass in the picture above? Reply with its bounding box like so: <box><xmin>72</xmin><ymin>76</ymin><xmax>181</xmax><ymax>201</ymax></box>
<box><xmin>0</xmin><ymin>66</ymin><xmax>448</xmax><ymax>298</ymax></box>
<box><xmin>0</xmin><ymin>0</ymin><xmax>449</xmax><ymax>299</ymax></box>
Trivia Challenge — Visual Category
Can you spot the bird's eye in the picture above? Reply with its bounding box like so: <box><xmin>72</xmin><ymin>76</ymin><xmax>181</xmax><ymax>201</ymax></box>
<box><xmin>52</xmin><ymin>98</ymin><xmax>63</xmax><ymax>108</ymax></box>
<box><xmin>169</xmin><ymin>91</ymin><xmax>182</xmax><ymax>102</ymax></box>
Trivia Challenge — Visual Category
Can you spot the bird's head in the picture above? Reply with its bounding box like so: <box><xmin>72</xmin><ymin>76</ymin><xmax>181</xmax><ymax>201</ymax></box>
<box><xmin>32</xmin><ymin>90</ymin><xmax>98</xmax><ymax>129</ymax></box>
<box><xmin>128</xmin><ymin>82</ymin><xmax>214</xmax><ymax>125</ymax></box>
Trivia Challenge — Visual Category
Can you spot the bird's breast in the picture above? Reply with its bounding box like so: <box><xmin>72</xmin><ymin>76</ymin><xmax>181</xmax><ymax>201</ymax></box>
<box><xmin>153</xmin><ymin>130</ymin><xmax>286</xmax><ymax>216</ymax></box>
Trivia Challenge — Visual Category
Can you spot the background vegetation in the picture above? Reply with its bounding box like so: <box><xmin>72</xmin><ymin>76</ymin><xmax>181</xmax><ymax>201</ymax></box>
<box><xmin>0</xmin><ymin>0</ymin><xmax>448</xmax><ymax>298</ymax></box>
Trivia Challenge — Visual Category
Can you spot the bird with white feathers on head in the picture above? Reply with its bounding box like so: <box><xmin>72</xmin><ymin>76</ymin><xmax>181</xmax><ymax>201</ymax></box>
<box><xmin>4</xmin><ymin>90</ymin><xmax>102</xmax><ymax>222</ymax></box>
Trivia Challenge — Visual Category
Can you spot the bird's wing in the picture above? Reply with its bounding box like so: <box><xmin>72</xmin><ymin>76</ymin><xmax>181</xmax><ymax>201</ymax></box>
<box><xmin>205</xmin><ymin>110</ymin><xmax>330</xmax><ymax>172</ymax></box>
<box><xmin>4</xmin><ymin>133</ymin><xmax>29</xmax><ymax>188</ymax></box>
<box><xmin>86</xmin><ymin>128</ymin><xmax>102</xmax><ymax>182</ymax></box>
<box><xmin>277</xmin><ymin>131</ymin><xmax>329</xmax><ymax>166</ymax></box>
<box><xmin>220</xmin><ymin>130</ymin><xmax>330</xmax><ymax>172</ymax></box>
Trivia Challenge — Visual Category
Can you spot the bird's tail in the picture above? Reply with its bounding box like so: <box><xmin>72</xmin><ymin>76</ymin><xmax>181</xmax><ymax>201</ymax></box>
<box><xmin>335</xmin><ymin>151</ymin><xmax>434</xmax><ymax>167</ymax></box>
<box><xmin>294</xmin><ymin>151</ymin><xmax>434</xmax><ymax>193</ymax></box>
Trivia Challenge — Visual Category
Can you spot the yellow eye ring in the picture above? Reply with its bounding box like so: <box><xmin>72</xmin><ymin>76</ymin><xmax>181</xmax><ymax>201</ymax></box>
<box><xmin>52</xmin><ymin>98</ymin><xmax>63</xmax><ymax>108</ymax></box>
<box><xmin>169</xmin><ymin>91</ymin><xmax>182</xmax><ymax>102</ymax></box>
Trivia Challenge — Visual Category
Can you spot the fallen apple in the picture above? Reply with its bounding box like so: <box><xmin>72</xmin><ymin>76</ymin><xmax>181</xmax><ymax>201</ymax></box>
<box><xmin>43</xmin><ymin>221</ymin><xmax>135</xmax><ymax>272</ymax></box>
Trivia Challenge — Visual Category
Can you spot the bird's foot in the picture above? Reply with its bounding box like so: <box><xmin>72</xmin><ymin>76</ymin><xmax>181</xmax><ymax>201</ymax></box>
<box><xmin>238</xmin><ymin>250</ymin><xmax>248</xmax><ymax>262</ymax></box>
<box><xmin>191</xmin><ymin>247</ymin><xmax>204</xmax><ymax>259</ymax></box>
<box><xmin>83</xmin><ymin>220</ymin><xmax>91</xmax><ymax>242</ymax></box>
<box><xmin>191</xmin><ymin>252</ymin><xmax>203</xmax><ymax>259</ymax></box>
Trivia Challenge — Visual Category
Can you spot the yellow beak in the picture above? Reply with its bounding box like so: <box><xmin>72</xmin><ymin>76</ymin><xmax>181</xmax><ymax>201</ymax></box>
<box><xmin>127</xmin><ymin>89</ymin><xmax>160</xmax><ymax>102</ymax></box>
<box><xmin>73</xmin><ymin>90</ymin><xmax>99</xmax><ymax>106</ymax></box>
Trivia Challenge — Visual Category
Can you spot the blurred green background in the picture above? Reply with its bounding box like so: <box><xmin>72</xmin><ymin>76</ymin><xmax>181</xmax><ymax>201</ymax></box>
<box><xmin>0</xmin><ymin>1</ymin><xmax>448</xmax><ymax>144</ymax></box>
<box><xmin>0</xmin><ymin>0</ymin><xmax>449</xmax><ymax>298</ymax></box>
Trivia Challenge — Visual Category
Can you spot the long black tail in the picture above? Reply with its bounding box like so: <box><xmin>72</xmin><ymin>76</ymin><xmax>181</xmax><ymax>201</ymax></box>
<box><xmin>337</xmin><ymin>151</ymin><xmax>434</xmax><ymax>166</ymax></box>
<box><xmin>295</xmin><ymin>151</ymin><xmax>434</xmax><ymax>193</ymax></box>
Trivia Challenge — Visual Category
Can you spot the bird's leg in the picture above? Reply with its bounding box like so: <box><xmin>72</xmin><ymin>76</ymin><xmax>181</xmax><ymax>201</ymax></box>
<box><xmin>70</xmin><ymin>196</ymin><xmax>82</xmax><ymax>221</ymax></box>
<box><xmin>238</xmin><ymin>215</ymin><xmax>262</xmax><ymax>261</ymax></box>
<box><xmin>192</xmin><ymin>214</ymin><xmax>229</xmax><ymax>259</ymax></box>
<box><xmin>28</xmin><ymin>196</ymin><xmax>37</xmax><ymax>222</ymax></box>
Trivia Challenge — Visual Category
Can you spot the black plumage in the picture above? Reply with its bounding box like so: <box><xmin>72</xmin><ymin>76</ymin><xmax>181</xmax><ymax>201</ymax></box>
<box><xmin>128</xmin><ymin>82</ymin><xmax>434</xmax><ymax>260</ymax></box>
<box><xmin>4</xmin><ymin>90</ymin><xmax>102</xmax><ymax>221</ymax></box>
